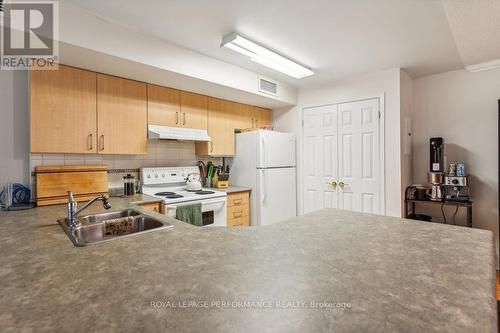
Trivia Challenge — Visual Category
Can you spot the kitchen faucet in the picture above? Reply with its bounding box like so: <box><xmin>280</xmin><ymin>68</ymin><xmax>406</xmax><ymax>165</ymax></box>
<box><xmin>67</xmin><ymin>191</ymin><xmax>111</xmax><ymax>229</ymax></box>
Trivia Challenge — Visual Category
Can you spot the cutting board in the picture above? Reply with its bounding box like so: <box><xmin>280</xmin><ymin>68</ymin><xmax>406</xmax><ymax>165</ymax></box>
<box><xmin>35</xmin><ymin>164</ymin><xmax>109</xmax><ymax>206</ymax></box>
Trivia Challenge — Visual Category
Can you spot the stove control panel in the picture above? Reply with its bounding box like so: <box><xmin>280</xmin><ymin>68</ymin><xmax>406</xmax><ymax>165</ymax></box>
<box><xmin>141</xmin><ymin>166</ymin><xmax>199</xmax><ymax>185</ymax></box>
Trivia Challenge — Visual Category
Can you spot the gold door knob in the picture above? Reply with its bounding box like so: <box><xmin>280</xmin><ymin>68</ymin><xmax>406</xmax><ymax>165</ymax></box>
<box><xmin>326</xmin><ymin>181</ymin><xmax>337</xmax><ymax>188</ymax></box>
<box><xmin>339</xmin><ymin>181</ymin><xmax>348</xmax><ymax>188</ymax></box>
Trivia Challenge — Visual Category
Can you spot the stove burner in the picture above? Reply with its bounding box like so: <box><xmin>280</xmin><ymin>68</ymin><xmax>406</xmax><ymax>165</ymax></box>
<box><xmin>195</xmin><ymin>190</ymin><xmax>215</xmax><ymax>195</ymax></box>
<box><xmin>165</xmin><ymin>194</ymin><xmax>184</xmax><ymax>199</ymax></box>
<box><xmin>155</xmin><ymin>192</ymin><xmax>176</xmax><ymax>196</ymax></box>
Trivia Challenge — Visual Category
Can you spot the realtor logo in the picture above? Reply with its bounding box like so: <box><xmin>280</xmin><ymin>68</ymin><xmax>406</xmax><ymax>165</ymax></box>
<box><xmin>1</xmin><ymin>0</ymin><xmax>59</xmax><ymax>70</ymax></box>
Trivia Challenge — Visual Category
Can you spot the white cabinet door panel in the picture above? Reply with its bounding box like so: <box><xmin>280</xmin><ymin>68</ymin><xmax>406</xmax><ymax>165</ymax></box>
<box><xmin>303</xmin><ymin>98</ymin><xmax>381</xmax><ymax>215</ymax></box>
<box><xmin>338</xmin><ymin>99</ymin><xmax>380</xmax><ymax>214</ymax></box>
<box><xmin>303</xmin><ymin>105</ymin><xmax>338</xmax><ymax>213</ymax></box>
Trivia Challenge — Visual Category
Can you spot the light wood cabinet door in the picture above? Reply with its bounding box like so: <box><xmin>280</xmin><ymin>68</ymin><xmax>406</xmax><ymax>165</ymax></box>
<box><xmin>180</xmin><ymin>91</ymin><xmax>208</xmax><ymax>130</ymax></box>
<box><xmin>147</xmin><ymin>84</ymin><xmax>180</xmax><ymax>127</ymax></box>
<box><xmin>30</xmin><ymin>65</ymin><xmax>97</xmax><ymax>153</ymax></box>
<box><xmin>252</xmin><ymin>106</ymin><xmax>273</xmax><ymax>128</ymax></box>
<box><xmin>227</xmin><ymin>191</ymin><xmax>250</xmax><ymax>227</ymax></box>
<box><xmin>97</xmin><ymin>74</ymin><xmax>148</xmax><ymax>154</ymax></box>
<box><xmin>138</xmin><ymin>202</ymin><xmax>162</xmax><ymax>213</ymax></box>
<box><xmin>195</xmin><ymin>97</ymin><xmax>235</xmax><ymax>156</ymax></box>
<box><xmin>233</xmin><ymin>103</ymin><xmax>254</xmax><ymax>131</ymax></box>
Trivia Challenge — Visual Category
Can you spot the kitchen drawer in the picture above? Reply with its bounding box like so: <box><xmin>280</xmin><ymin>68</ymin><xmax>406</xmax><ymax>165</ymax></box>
<box><xmin>138</xmin><ymin>202</ymin><xmax>162</xmax><ymax>213</ymax></box>
<box><xmin>228</xmin><ymin>204</ymin><xmax>249</xmax><ymax>220</ymax></box>
<box><xmin>227</xmin><ymin>192</ymin><xmax>249</xmax><ymax>207</ymax></box>
<box><xmin>227</xmin><ymin>216</ymin><xmax>249</xmax><ymax>227</ymax></box>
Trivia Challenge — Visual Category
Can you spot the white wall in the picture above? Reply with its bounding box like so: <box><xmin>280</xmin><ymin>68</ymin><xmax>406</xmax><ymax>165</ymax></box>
<box><xmin>400</xmin><ymin>70</ymin><xmax>414</xmax><ymax>209</ymax></box>
<box><xmin>274</xmin><ymin>68</ymin><xmax>405</xmax><ymax>217</ymax></box>
<box><xmin>412</xmin><ymin>68</ymin><xmax>500</xmax><ymax>260</ymax></box>
<box><xmin>0</xmin><ymin>70</ymin><xmax>30</xmax><ymax>190</ymax></box>
<box><xmin>55</xmin><ymin>3</ymin><xmax>297</xmax><ymax>107</ymax></box>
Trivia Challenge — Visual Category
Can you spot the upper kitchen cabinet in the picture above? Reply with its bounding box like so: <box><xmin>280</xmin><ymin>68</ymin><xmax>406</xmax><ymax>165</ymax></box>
<box><xmin>195</xmin><ymin>98</ymin><xmax>274</xmax><ymax>157</ymax></box>
<box><xmin>147</xmin><ymin>84</ymin><xmax>181</xmax><ymax>127</ymax></box>
<box><xmin>30</xmin><ymin>65</ymin><xmax>97</xmax><ymax>153</ymax></box>
<box><xmin>233</xmin><ymin>103</ymin><xmax>254</xmax><ymax>131</ymax></box>
<box><xmin>196</xmin><ymin>98</ymin><xmax>236</xmax><ymax>156</ymax></box>
<box><xmin>252</xmin><ymin>106</ymin><xmax>273</xmax><ymax>129</ymax></box>
<box><xmin>147</xmin><ymin>88</ymin><xmax>207</xmax><ymax>130</ymax></box>
<box><xmin>180</xmin><ymin>91</ymin><xmax>208</xmax><ymax>130</ymax></box>
<box><xmin>97</xmin><ymin>74</ymin><xmax>148</xmax><ymax>154</ymax></box>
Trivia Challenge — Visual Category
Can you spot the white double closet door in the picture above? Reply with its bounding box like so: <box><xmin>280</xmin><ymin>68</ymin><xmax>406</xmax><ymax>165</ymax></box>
<box><xmin>303</xmin><ymin>98</ymin><xmax>382</xmax><ymax>214</ymax></box>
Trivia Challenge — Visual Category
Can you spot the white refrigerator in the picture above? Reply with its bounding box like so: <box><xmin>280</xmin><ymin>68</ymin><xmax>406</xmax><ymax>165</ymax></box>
<box><xmin>230</xmin><ymin>130</ymin><xmax>296</xmax><ymax>226</ymax></box>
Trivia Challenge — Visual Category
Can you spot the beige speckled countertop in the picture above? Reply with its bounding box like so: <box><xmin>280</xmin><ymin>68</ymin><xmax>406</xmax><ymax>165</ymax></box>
<box><xmin>0</xmin><ymin>195</ymin><xmax>496</xmax><ymax>333</ymax></box>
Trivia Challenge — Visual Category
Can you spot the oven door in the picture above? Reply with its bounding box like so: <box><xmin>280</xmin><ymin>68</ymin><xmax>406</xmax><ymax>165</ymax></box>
<box><xmin>164</xmin><ymin>197</ymin><xmax>227</xmax><ymax>227</ymax></box>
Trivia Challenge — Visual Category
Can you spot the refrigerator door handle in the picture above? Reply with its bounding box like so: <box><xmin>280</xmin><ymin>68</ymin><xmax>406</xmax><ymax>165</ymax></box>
<box><xmin>260</xmin><ymin>170</ymin><xmax>266</xmax><ymax>203</ymax></box>
<box><xmin>261</xmin><ymin>136</ymin><xmax>266</xmax><ymax>168</ymax></box>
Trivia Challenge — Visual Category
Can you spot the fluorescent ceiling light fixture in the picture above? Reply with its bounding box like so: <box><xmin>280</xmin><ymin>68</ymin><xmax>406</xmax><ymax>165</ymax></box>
<box><xmin>465</xmin><ymin>59</ymin><xmax>500</xmax><ymax>72</ymax></box>
<box><xmin>221</xmin><ymin>33</ymin><xmax>314</xmax><ymax>79</ymax></box>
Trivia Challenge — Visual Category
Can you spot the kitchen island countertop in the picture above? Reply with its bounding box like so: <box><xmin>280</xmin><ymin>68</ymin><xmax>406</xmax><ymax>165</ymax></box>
<box><xmin>0</xmin><ymin>195</ymin><xmax>496</xmax><ymax>333</ymax></box>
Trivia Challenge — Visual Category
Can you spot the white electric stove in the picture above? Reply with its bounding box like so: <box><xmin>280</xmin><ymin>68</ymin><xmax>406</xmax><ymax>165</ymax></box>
<box><xmin>140</xmin><ymin>166</ymin><xmax>227</xmax><ymax>226</ymax></box>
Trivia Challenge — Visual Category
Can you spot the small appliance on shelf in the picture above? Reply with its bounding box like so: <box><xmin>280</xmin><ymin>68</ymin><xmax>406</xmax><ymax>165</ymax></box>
<box><xmin>444</xmin><ymin>174</ymin><xmax>470</xmax><ymax>203</ymax></box>
<box><xmin>430</xmin><ymin>137</ymin><xmax>444</xmax><ymax>172</ymax></box>
<box><xmin>443</xmin><ymin>162</ymin><xmax>470</xmax><ymax>203</ymax></box>
<box><xmin>426</xmin><ymin>172</ymin><xmax>444</xmax><ymax>201</ymax></box>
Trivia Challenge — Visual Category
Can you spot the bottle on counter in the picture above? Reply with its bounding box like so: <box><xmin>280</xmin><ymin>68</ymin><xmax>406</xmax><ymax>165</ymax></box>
<box><xmin>123</xmin><ymin>174</ymin><xmax>136</xmax><ymax>196</ymax></box>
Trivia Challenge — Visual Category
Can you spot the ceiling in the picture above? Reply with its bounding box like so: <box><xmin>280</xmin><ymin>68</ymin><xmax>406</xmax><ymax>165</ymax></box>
<box><xmin>441</xmin><ymin>0</ymin><xmax>500</xmax><ymax>66</ymax></box>
<box><xmin>61</xmin><ymin>0</ymin><xmax>497</xmax><ymax>87</ymax></box>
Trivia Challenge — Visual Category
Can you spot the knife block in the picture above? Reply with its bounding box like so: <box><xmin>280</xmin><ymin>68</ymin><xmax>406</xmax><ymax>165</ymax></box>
<box><xmin>214</xmin><ymin>174</ymin><xmax>229</xmax><ymax>188</ymax></box>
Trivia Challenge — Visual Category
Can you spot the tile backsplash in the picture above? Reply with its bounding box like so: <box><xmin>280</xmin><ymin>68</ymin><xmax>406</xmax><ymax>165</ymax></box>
<box><xmin>30</xmin><ymin>140</ymin><xmax>222</xmax><ymax>190</ymax></box>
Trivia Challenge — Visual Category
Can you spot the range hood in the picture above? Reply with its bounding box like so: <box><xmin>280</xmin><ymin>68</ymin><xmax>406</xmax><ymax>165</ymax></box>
<box><xmin>148</xmin><ymin>125</ymin><xmax>211</xmax><ymax>142</ymax></box>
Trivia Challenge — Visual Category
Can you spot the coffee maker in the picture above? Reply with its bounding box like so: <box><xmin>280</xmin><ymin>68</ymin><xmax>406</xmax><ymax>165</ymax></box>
<box><xmin>444</xmin><ymin>175</ymin><xmax>470</xmax><ymax>203</ymax></box>
<box><xmin>430</xmin><ymin>137</ymin><xmax>444</xmax><ymax>172</ymax></box>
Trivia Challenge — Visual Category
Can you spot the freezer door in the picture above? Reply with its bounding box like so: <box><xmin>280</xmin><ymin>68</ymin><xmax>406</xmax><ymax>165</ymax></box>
<box><xmin>257</xmin><ymin>131</ymin><xmax>296</xmax><ymax>168</ymax></box>
<box><xmin>256</xmin><ymin>168</ymin><xmax>297</xmax><ymax>226</ymax></box>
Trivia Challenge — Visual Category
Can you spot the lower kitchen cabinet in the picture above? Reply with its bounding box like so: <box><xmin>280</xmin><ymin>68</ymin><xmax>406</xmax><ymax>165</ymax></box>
<box><xmin>137</xmin><ymin>202</ymin><xmax>163</xmax><ymax>213</ymax></box>
<box><xmin>227</xmin><ymin>191</ymin><xmax>250</xmax><ymax>227</ymax></box>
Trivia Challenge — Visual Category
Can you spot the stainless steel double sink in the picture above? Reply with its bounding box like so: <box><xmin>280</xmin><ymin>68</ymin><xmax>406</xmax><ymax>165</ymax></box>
<box><xmin>58</xmin><ymin>208</ymin><xmax>173</xmax><ymax>246</ymax></box>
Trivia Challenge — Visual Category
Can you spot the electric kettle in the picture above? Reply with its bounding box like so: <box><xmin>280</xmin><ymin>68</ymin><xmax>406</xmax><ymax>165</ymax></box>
<box><xmin>185</xmin><ymin>172</ymin><xmax>202</xmax><ymax>191</ymax></box>
<box><xmin>426</xmin><ymin>184</ymin><xmax>444</xmax><ymax>201</ymax></box>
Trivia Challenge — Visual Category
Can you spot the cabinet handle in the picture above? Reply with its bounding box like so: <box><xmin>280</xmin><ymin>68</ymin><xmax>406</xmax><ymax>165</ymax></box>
<box><xmin>176</xmin><ymin>112</ymin><xmax>179</xmax><ymax>124</ymax></box>
<box><xmin>233</xmin><ymin>211</ymin><xmax>243</xmax><ymax>218</ymax></box>
<box><xmin>99</xmin><ymin>135</ymin><xmax>104</xmax><ymax>151</ymax></box>
<box><xmin>251</xmin><ymin>118</ymin><xmax>254</xmax><ymax>128</ymax></box>
<box><xmin>182</xmin><ymin>112</ymin><xmax>186</xmax><ymax>126</ymax></box>
<box><xmin>210</xmin><ymin>141</ymin><xmax>214</xmax><ymax>153</ymax></box>
<box><xmin>88</xmin><ymin>134</ymin><xmax>93</xmax><ymax>150</ymax></box>
<box><xmin>233</xmin><ymin>198</ymin><xmax>243</xmax><ymax>205</ymax></box>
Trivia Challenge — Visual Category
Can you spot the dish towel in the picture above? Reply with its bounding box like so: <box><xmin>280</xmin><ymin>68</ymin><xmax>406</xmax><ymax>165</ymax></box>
<box><xmin>176</xmin><ymin>203</ymin><xmax>203</xmax><ymax>226</ymax></box>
